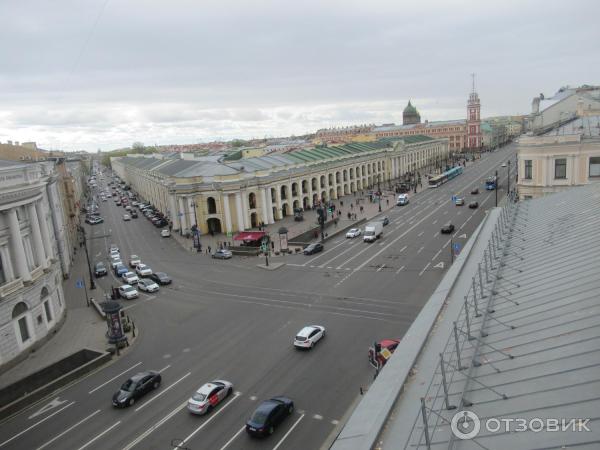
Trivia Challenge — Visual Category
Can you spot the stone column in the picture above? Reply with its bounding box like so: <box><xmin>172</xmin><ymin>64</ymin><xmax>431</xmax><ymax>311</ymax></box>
<box><xmin>241</xmin><ymin>192</ymin><xmax>250</xmax><ymax>229</ymax></box>
<box><xmin>222</xmin><ymin>193</ymin><xmax>232</xmax><ymax>233</ymax></box>
<box><xmin>0</xmin><ymin>246</ymin><xmax>15</xmax><ymax>281</ymax></box>
<box><xmin>7</xmin><ymin>209</ymin><xmax>31</xmax><ymax>282</ymax></box>
<box><xmin>235</xmin><ymin>192</ymin><xmax>245</xmax><ymax>231</ymax></box>
<box><xmin>27</xmin><ymin>204</ymin><xmax>46</xmax><ymax>268</ymax></box>
<box><xmin>266</xmin><ymin>187</ymin><xmax>274</xmax><ymax>223</ymax></box>
<box><xmin>35</xmin><ymin>201</ymin><xmax>53</xmax><ymax>261</ymax></box>
<box><xmin>274</xmin><ymin>186</ymin><xmax>282</xmax><ymax>220</ymax></box>
<box><xmin>178</xmin><ymin>197</ymin><xmax>188</xmax><ymax>232</ymax></box>
<box><xmin>169</xmin><ymin>195</ymin><xmax>179</xmax><ymax>230</ymax></box>
<box><xmin>260</xmin><ymin>188</ymin><xmax>269</xmax><ymax>225</ymax></box>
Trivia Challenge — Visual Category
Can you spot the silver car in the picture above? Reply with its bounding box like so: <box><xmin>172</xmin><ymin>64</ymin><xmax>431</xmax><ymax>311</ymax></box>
<box><xmin>137</xmin><ymin>278</ymin><xmax>159</xmax><ymax>293</ymax></box>
<box><xmin>187</xmin><ymin>380</ymin><xmax>234</xmax><ymax>415</ymax></box>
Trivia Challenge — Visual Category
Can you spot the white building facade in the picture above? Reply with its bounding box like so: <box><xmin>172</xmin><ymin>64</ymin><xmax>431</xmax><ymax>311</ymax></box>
<box><xmin>112</xmin><ymin>136</ymin><xmax>449</xmax><ymax>235</ymax></box>
<box><xmin>0</xmin><ymin>161</ymin><xmax>67</xmax><ymax>369</ymax></box>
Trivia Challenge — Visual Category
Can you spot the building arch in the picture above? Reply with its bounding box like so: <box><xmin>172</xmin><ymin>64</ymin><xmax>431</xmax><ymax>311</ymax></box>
<box><xmin>207</xmin><ymin>218</ymin><xmax>222</xmax><ymax>233</ymax></box>
<box><xmin>248</xmin><ymin>192</ymin><xmax>257</xmax><ymax>209</ymax></box>
<box><xmin>40</xmin><ymin>286</ymin><xmax>50</xmax><ymax>300</ymax></box>
<box><xmin>293</xmin><ymin>200</ymin><xmax>300</xmax><ymax>210</ymax></box>
<box><xmin>12</xmin><ymin>302</ymin><xmax>32</xmax><ymax>347</ymax></box>
<box><xmin>344</xmin><ymin>184</ymin><xmax>349</xmax><ymax>195</ymax></box>
<box><xmin>250</xmin><ymin>212</ymin><xmax>258</xmax><ymax>228</ymax></box>
<box><xmin>335</xmin><ymin>171</ymin><xmax>341</xmax><ymax>184</ymax></box>
<box><xmin>311</xmin><ymin>177</ymin><xmax>318</xmax><ymax>191</ymax></box>
<box><xmin>301</xmin><ymin>180</ymin><xmax>308</xmax><ymax>194</ymax></box>
<box><xmin>291</xmin><ymin>183</ymin><xmax>299</xmax><ymax>197</ymax></box>
<box><xmin>281</xmin><ymin>203</ymin><xmax>290</xmax><ymax>217</ymax></box>
<box><xmin>336</xmin><ymin>186</ymin><xmax>342</xmax><ymax>198</ymax></box>
<box><xmin>280</xmin><ymin>185</ymin><xmax>288</xmax><ymax>200</ymax></box>
<box><xmin>343</xmin><ymin>169</ymin><xmax>348</xmax><ymax>182</ymax></box>
<box><xmin>329</xmin><ymin>188</ymin><xmax>335</xmax><ymax>200</ymax></box>
<box><xmin>312</xmin><ymin>193</ymin><xmax>319</xmax><ymax>206</ymax></box>
<box><xmin>207</xmin><ymin>197</ymin><xmax>217</xmax><ymax>214</ymax></box>
<box><xmin>320</xmin><ymin>175</ymin><xmax>326</xmax><ymax>188</ymax></box>
<box><xmin>302</xmin><ymin>196</ymin><xmax>310</xmax><ymax>209</ymax></box>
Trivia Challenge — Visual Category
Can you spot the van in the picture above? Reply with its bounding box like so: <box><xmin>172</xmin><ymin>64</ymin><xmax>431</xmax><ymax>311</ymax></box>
<box><xmin>397</xmin><ymin>194</ymin><xmax>409</xmax><ymax>206</ymax></box>
<box><xmin>363</xmin><ymin>221</ymin><xmax>383</xmax><ymax>242</ymax></box>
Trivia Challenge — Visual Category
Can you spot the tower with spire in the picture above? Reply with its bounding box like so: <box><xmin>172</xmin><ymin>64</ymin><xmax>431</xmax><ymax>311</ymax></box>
<box><xmin>403</xmin><ymin>100</ymin><xmax>421</xmax><ymax>125</ymax></box>
<box><xmin>467</xmin><ymin>74</ymin><xmax>482</xmax><ymax>150</ymax></box>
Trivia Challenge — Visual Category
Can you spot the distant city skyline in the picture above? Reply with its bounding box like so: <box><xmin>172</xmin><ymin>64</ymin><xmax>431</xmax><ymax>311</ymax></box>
<box><xmin>1</xmin><ymin>0</ymin><xmax>598</xmax><ymax>152</ymax></box>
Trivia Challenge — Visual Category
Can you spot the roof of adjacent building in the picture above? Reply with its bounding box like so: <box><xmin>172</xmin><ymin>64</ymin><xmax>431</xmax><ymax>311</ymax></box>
<box><xmin>543</xmin><ymin>115</ymin><xmax>600</xmax><ymax>138</ymax></box>
<box><xmin>332</xmin><ymin>183</ymin><xmax>600</xmax><ymax>450</ymax></box>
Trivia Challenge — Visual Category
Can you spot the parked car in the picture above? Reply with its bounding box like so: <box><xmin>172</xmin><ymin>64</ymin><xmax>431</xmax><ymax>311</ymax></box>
<box><xmin>94</xmin><ymin>262</ymin><xmax>108</xmax><ymax>277</ymax></box>
<box><xmin>112</xmin><ymin>371</ymin><xmax>161</xmax><ymax>407</ymax></box>
<box><xmin>111</xmin><ymin>258</ymin><xmax>123</xmax><ymax>269</ymax></box>
<box><xmin>501</xmin><ymin>162</ymin><xmax>507</xmax><ymax>167</ymax></box>
<box><xmin>212</xmin><ymin>249</ymin><xmax>233</xmax><ymax>259</ymax></box>
<box><xmin>131</xmin><ymin>211</ymin><xmax>138</xmax><ymax>219</ymax></box>
<box><xmin>161</xmin><ymin>229</ymin><xmax>171</xmax><ymax>237</ymax></box>
<box><xmin>137</xmin><ymin>278</ymin><xmax>159</xmax><ymax>293</ymax></box>
<box><xmin>303</xmin><ymin>243</ymin><xmax>323</xmax><ymax>255</ymax></box>
<box><xmin>129</xmin><ymin>255</ymin><xmax>141</xmax><ymax>267</ymax></box>
<box><xmin>123</xmin><ymin>214</ymin><xmax>131</xmax><ymax>221</ymax></box>
<box><xmin>110</xmin><ymin>244</ymin><xmax>119</xmax><ymax>253</ymax></box>
<box><xmin>136</xmin><ymin>264</ymin><xmax>152</xmax><ymax>277</ymax></box>
<box><xmin>149</xmin><ymin>272</ymin><xmax>171</xmax><ymax>285</ymax></box>
<box><xmin>86</xmin><ymin>216</ymin><xmax>104</xmax><ymax>225</ymax></box>
<box><xmin>469</xmin><ymin>201</ymin><xmax>479</xmax><ymax>209</ymax></box>
<box><xmin>368</xmin><ymin>338</ymin><xmax>401</xmax><ymax>368</ymax></box>
<box><xmin>470</xmin><ymin>188</ymin><xmax>479</xmax><ymax>195</ymax></box>
<box><xmin>346</xmin><ymin>228</ymin><xmax>361</xmax><ymax>238</ymax></box>
<box><xmin>293</xmin><ymin>325</ymin><xmax>325</xmax><ymax>349</ymax></box>
<box><xmin>114</xmin><ymin>264</ymin><xmax>128</xmax><ymax>276</ymax></box>
<box><xmin>122</xmin><ymin>271</ymin><xmax>139</xmax><ymax>284</ymax></box>
<box><xmin>246</xmin><ymin>397</ymin><xmax>294</xmax><ymax>437</ymax></box>
<box><xmin>118</xmin><ymin>284</ymin><xmax>139</xmax><ymax>300</ymax></box>
<box><xmin>187</xmin><ymin>380</ymin><xmax>234</xmax><ymax>415</ymax></box>
<box><xmin>441</xmin><ymin>223</ymin><xmax>455</xmax><ymax>234</ymax></box>
<box><xmin>116</xmin><ymin>201</ymin><xmax>121</xmax><ymax>206</ymax></box>
<box><xmin>455</xmin><ymin>197</ymin><xmax>465</xmax><ymax>206</ymax></box>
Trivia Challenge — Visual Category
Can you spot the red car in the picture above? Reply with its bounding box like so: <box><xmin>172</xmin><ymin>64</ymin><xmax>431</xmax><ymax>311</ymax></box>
<box><xmin>368</xmin><ymin>338</ymin><xmax>401</xmax><ymax>368</ymax></box>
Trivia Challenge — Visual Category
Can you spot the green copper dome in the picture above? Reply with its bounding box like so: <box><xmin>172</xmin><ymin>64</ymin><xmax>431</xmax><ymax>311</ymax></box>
<box><xmin>404</xmin><ymin>100</ymin><xmax>418</xmax><ymax>114</ymax></box>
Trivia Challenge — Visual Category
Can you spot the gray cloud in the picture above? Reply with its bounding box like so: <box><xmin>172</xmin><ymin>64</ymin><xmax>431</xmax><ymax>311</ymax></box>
<box><xmin>0</xmin><ymin>0</ymin><xmax>599</xmax><ymax>150</ymax></box>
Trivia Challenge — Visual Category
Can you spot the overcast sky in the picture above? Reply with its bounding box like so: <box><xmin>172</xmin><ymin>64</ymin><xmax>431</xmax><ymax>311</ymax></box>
<box><xmin>1</xmin><ymin>0</ymin><xmax>598</xmax><ymax>152</ymax></box>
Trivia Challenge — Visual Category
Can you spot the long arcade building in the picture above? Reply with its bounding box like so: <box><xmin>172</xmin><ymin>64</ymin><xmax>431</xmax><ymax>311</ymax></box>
<box><xmin>111</xmin><ymin>136</ymin><xmax>449</xmax><ymax>235</ymax></box>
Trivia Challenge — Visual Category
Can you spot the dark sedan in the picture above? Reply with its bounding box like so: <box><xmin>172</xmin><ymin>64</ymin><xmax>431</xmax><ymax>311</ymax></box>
<box><xmin>94</xmin><ymin>262</ymin><xmax>108</xmax><ymax>277</ymax></box>
<box><xmin>441</xmin><ymin>223</ymin><xmax>455</xmax><ymax>234</ymax></box>
<box><xmin>469</xmin><ymin>201</ymin><xmax>479</xmax><ymax>209</ymax></box>
<box><xmin>470</xmin><ymin>188</ymin><xmax>479</xmax><ymax>195</ymax></box>
<box><xmin>246</xmin><ymin>397</ymin><xmax>294</xmax><ymax>437</ymax></box>
<box><xmin>303</xmin><ymin>243</ymin><xmax>323</xmax><ymax>255</ymax></box>
<box><xmin>112</xmin><ymin>371</ymin><xmax>161</xmax><ymax>408</ymax></box>
<box><xmin>149</xmin><ymin>272</ymin><xmax>172</xmax><ymax>285</ymax></box>
<box><xmin>378</xmin><ymin>216</ymin><xmax>390</xmax><ymax>226</ymax></box>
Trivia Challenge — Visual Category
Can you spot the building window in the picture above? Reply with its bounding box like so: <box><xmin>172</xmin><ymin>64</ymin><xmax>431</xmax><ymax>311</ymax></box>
<box><xmin>524</xmin><ymin>160</ymin><xmax>532</xmax><ymax>179</ymax></box>
<box><xmin>0</xmin><ymin>254</ymin><xmax>5</xmax><ymax>285</ymax></box>
<box><xmin>44</xmin><ymin>300</ymin><xmax>53</xmax><ymax>322</ymax></box>
<box><xmin>12</xmin><ymin>302</ymin><xmax>30</xmax><ymax>343</ymax></box>
<box><xmin>590</xmin><ymin>157</ymin><xmax>600</xmax><ymax>177</ymax></box>
<box><xmin>554</xmin><ymin>158</ymin><xmax>567</xmax><ymax>179</ymax></box>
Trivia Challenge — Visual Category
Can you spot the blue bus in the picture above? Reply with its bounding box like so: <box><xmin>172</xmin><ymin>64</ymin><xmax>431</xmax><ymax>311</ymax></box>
<box><xmin>485</xmin><ymin>176</ymin><xmax>497</xmax><ymax>190</ymax></box>
<box><xmin>428</xmin><ymin>166</ymin><xmax>464</xmax><ymax>188</ymax></box>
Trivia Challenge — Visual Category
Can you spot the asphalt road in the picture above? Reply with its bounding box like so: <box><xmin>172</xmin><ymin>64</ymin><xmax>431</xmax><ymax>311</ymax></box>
<box><xmin>0</xmin><ymin>145</ymin><xmax>517</xmax><ymax>450</ymax></box>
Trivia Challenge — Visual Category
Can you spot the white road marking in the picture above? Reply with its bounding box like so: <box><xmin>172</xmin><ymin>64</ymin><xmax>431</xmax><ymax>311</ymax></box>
<box><xmin>419</xmin><ymin>262</ymin><xmax>431</xmax><ymax>276</ymax></box>
<box><xmin>417</xmin><ymin>246</ymin><xmax>424</xmax><ymax>254</ymax></box>
<box><xmin>433</xmin><ymin>232</ymin><xmax>439</xmax><ymax>237</ymax></box>
<box><xmin>313</xmin><ymin>414</ymin><xmax>323</xmax><ymax>420</ymax></box>
<box><xmin>158</xmin><ymin>364</ymin><xmax>171</xmax><ymax>373</ymax></box>
<box><xmin>163</xmin><ymin>354</ymin><xmax>171</xmax><ymax>359</ymax></box>
<box><xmin>218</xmin><ymin>424</ymin><xmax>246</xmax><ymax>450</ymax></box>
<box><xmin>376</xmin><ymin>264</ymin><xmax>386</xmax><ymax>272</ymax></box>
<box><xmin>77</xmin><ymin>421</ymin><xmax>121</xmax><ymax>450</ymax></box>
<box><xmin>432</xmin><ymin>219</ymin><xmax>438</xmax><ymax>225</ymax></box>
<box><xmin>303</xmin><ymin>239</ymin><xmax>349</xmax><ymax>265</ymax></box>
<box><xmin>134</xmin><ymin>372</ymin><xmax>191</xmax><ymax>412</ymax></box>
<box><xmin>0</xmin><ymin>402</ymin><xmax>75</xmax><ymax>448</ymax></box>
<box><xmin>399</xmin><ymin>245</ymin><xmax>407</xmax><ymax>252</ymax></box>
<box><xmin>331</xmin><ymin>419</ymin><xmax>339</xmax><ymax>425</ymax></box>
<box><xmin>88</xmin><ymin>362</ymin><xmax>143</xmax><ymax>393</ymax></box>
<box><xmin>395</xmin><ymin>265</ymin><xmax>405</xmax><ymax>274</ymax></box>
<box><xmin>418</xmin><ymin>231</ymin><xmax>424</xmax><ymax>237</ymax></box>
<box><xmin>250</xmin><ymin>395</ymin><xmax>258</xmax><ymax>401</ymax></box>
<box><xmin>36</xmin><ymin>409</ymin><xmax>100</xmax><ymax>450</ymax></box>
<box><xmin>442</xmin><ymin>239</ymin><xmax>451</xmax><ymax>248</ymax></box>
<box><xmin>29</xmin><ymin>397</ymin><xmax>68</xmax><ymax>419</ymax></box>
<box><xmin>122</xmin><ymin>401</ymin><xmax>187</xmax><ymax>450</ymax></box>
<box><xmin>434</xmin><ymin>261</ymin><xmax>445</xmax><ymax>269</ymax></box>
<box><xmin>432</xmin><ymin>249</ymin><xmax>442</xmax><ymax>260</ymax></box>
<box><xmin>271</xmin><ymin>413</ymin><xmax>305</xmax><ymax>450</ymax></box>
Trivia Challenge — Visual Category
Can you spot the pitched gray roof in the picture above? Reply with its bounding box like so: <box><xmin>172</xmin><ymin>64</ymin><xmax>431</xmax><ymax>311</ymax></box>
<box><xmin>332</xmin><ymin>184</ymin><xmax>600</xmax><ymax>450</ymax></box>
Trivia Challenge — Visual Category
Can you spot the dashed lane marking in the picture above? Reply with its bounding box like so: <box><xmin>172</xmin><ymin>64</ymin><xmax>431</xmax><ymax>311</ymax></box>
<box><xmin>134</xmin><ymin>372</ymin><xmax>191</xmax><ymax>412</ymax></box>
<box><xmin>89</xmin><ymin>362</ymin><xmax>143</xmax><ymax>394</ymax></box>
<box><xmin>395</xmin><ymin>265</ymin><xmax>405</xmax><ymax>274</ymax></box>
<box><xmin>313</xmin><ymin>414</ymin><xmax>323</xmax><ymax>420</ymax></box>
<box><xmin>419</xmin><ymin>262</ymin><xmax>431</xmax><ymax>276</ymax></box>
<box><xmin>417</xmin><ymin>246</ymin><xmax>425</xmax><ymax>254</ymax></box>
<box><xmin>432</xmin><ymin>249</ymin><xmax>442</xmax><ymax>260</ymax></box>
<box><xmin>36</xmin><ymin>409</ymin><xmax>101</xmax><ymax>450</ymax></box>
<box><xmin>272</xmin><ymin>414</ymin><xmax>306</xmax><ymax>450</ymax></box>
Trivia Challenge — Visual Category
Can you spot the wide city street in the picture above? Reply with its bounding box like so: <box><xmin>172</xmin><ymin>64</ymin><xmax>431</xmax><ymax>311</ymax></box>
<box><xmin>0</xmin><ymin>145</ymin><xmax>516</xmax><ymax>450</ymax></box>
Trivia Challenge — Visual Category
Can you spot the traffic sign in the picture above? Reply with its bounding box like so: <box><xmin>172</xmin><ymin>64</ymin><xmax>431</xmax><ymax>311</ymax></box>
<box><xmin>451</xmin><ymin>195</ymin><xmax>456</xmax><ymax>202</ymax></box>
<box><xmin>75</xmin><ymin>279</ymin><xmax>84</xmax><ymax>289</ymax></box>
<box><xmin>453</xmin><ymin>243</ymin><xmax>461</xmax><ymax>255</ymax></box>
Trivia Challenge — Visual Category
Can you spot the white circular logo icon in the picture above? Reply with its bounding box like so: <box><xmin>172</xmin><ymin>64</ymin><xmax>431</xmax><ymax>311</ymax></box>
<box><xmin>451</xmin><ymin>410</ymin><xmax>481</xmax><ymax>440</ymax></box>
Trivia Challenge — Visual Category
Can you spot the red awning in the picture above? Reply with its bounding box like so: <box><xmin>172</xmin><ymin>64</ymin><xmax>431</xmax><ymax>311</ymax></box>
<box><xmin>233</xmin><ymin>231</ymin><xmax>266</xmax><ymax>241</ymax></box>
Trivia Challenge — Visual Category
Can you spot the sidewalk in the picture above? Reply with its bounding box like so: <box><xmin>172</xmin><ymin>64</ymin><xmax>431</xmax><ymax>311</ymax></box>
<box><xmin>0</xmin><ymin>247</ymin><xmax>109</xmax><ymax>390</ymax></box>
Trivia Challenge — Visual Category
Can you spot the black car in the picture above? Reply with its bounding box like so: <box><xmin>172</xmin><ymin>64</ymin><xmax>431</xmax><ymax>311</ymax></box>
<box><xmin>246</xmin><ymin>397</ymin><xmax>294</xmax><ymax>437</ymax></box>
<box><xmin>378</xmin><ymin>216</ymin><xmax>390</xmax><ymax>226</ymax></box>
<box><xmin>471</xmin><ymin>188</ymin><xmax>479</xmax><ymax>195</ymax></box>
<box><xmin>149</xmin><ymin>272</ymin><xmax>172</xmax><ymax>285</ymax></box>
<box><xmin>469</xmin><ymin>201</ymin><xmax>479</xmax><ymax>209</ymax></box>
<box><xmin>112</xmin><ymin>371</ymin><xmax>161</xmax><ymax>407</ymax></box>
<box><xmin>94</xmin><ymin>261</ymin><xmax>108</xmax><ymax>277</ymax></box>
<box><xmin>131</xmin><ymin>211</ymin><xmax>138</xmax><ymax>218</ymax></box>
<box><xmin>303</xmin><ymin>243</ymin><xmax>323</xmax><ymax>255</ymax></box>
<box><xmin>441</xmin><ymin>223</ymin><xmax>455</xmax><ymax>234</ymax></box>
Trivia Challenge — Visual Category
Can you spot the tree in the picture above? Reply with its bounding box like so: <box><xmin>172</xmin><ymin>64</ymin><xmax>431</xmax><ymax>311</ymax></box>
<box><xmin>132</xmin><ymin>142</ymin><xmax>145</xmax><ymax>152</ymax></box>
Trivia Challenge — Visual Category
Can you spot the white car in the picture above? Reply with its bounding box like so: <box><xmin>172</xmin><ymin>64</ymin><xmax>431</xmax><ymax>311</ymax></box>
<box><xmin>129</xmin><ymin>255</ymin><xmax>141</xmax><ymax>267</ymax></box>
<box><xmin>137</xmin><ymin>278</ymin><xmax>159</xmax><ymax>293</ymax></box>
<box><xmin>110</xmin><ymin>258</ymin><xmax>123</xmax><ymax>269</ymax></box>
<box><xmin>136</xmin><ymin>264</ymin><xmax>152</xmax><ymax>277</ymax></box>
<box><xmin>123</xmin><ymin>214</ymin><xmax>131</xmax><ymax>221</ymax></box>
<box><xmin>118</xmin><ymin>284</ymin><xmax>139</xmax><ymax>300</ymax></box>
<box><xmin>122</xmin><ymin>271</ymin><xmax>139</xmax><ymax>284</ymax></box>
<box><xmin>187</xmin><ymin>380</ymin><xmax>234</xmax><ymax>415</ymax></box>
<box><xmin>161</xmin><ymin>229</ymin><xmax>171</xmax><ymax>237</ymax></box>
<box><xmin>293</xmin><ymin>325</ymin><xmax>326</xmax><ymax>349</ymax></box>
<box><xmin>346</xmin><ymin>228</ymin><xmax>362</xmax><ymax>238</ymax></box>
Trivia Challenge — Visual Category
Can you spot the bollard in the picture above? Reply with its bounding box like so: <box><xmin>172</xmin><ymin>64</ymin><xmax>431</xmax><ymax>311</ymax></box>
<box><xmin>132</xmin><ymin>321</ymin><xmax>136</xmax><ymax>338</ymax></box>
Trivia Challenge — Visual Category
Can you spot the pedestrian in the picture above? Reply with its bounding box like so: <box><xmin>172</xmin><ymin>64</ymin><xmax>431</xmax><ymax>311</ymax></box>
<box><xmin>360</xmin><ymin>206</ymin><xmax>364</xmax><ymax>214</ymax></box>
<box><xmin>386</xmin><ymin>199</ymin><xmax>389</xmax><ymax>206</ymax></box>
<box><xmin>208</xmin><ymin>245</ymin><xmax>211</xmax><ymax>254</ymax></box>
<box><xmin>199</xmin><ymin>243</ymin><xmax>202</xmax><ymax>252</ymax></box>
<box><xmin>350</xmin><ymin>203</ymin><xmax>354</xmax><ymax>210</ymax></box>
<box><xmin>334</xmin><ymin>219</ymin><xmax>338</xmax><ymax>228</ymax></box>
<box><xmin>347</xmin><ymin>212</ymin><xmax>351</xmax><ymax>220</ymax></box>
<box><xmin>340</xmin><ymin>200</ymin><xmax>344</xmax><ymax>207</ymax></box>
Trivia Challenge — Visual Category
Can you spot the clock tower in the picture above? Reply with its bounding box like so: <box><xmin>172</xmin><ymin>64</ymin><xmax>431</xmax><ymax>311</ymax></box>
<box><xmin>467</xmin><ymin>74</ymin><xmax>482</xmax><ymax>150</ymax></box>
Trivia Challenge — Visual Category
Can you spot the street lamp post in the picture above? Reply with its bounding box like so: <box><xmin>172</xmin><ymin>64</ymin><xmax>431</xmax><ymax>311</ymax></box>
<box><xmin>190</xmin><ymin>201</ymin><xmax>199</xmax><ymax>248</ymax></box>
<box><xmin>507</xmin><ymin>160</ymin><xmax>511</xmax><ymax>195</ymax></box>
<box><xmin>495</xmin><ymin>169</ymin><xmax>498</xmax><ymax>207</ymax></box>
<box><xmin>80</xmin><ymin>226</ymin><xmax>96</xmax><ymax>290</ymax></box>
